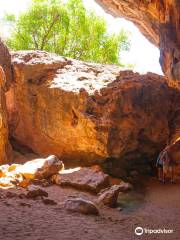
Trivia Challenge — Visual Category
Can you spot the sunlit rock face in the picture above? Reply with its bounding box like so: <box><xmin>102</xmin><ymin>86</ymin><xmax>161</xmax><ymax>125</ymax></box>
<box><xmin>7</xmin><ymin>51</ymin><xmax>179</xmax><ymax>168</ymax></box>
<box><xmin>0</xmin><ymin>67</ymin><xmax>12</xmax><ymax>164</ymax></box>
<box><xmin>96</xmin><ymin>0</ymin><xmax>180</xmax><ymax>89</ymax></box>
<box><xmin>0</xmin><ymin>39</ymin><xmax>12</xmax><ymax>90</ymax></box>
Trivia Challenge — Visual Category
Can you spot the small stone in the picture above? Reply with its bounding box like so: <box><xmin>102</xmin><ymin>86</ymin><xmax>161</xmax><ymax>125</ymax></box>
<box><xmin>64</xmin><ymin>197</ymin><xmax>99</xmax><ymax>215</ymax></box>
<box><xmin>42</xmin><ymin>198</ymin><xmax>57</xmax><ymax>205</ymax></box>
<box><xmin>117</xmin><ymin>207</ymin><xmax>123</xmax><ymax>211</ymax></box>
<box><xmin>26</xmin><ymin>186</ymin><xmax>48</xmax><ymax>199</ymax></box>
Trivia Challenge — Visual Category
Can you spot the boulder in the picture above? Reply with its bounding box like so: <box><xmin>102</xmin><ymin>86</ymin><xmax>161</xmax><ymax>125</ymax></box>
<box><xmin>17</xmin><ymin>155</ymin><xmax>64</xmax><ymax>180</ymax></box>
<box><xmin>64</xmin><ymin>197</ymin><xmax>99</xmax><ymax>215</ymax></box>
<box><xmin>116</xmin><ymin>182</ymin><xmax>133</xmax><ymax>193</ymax></box>
<box><xmin>7</xmin><ymin>51</ymin><xmax>180</xmax><ymax>171</ymax></box>
<box><xmin>52</xmin><ymin>166</ymin><xmax>109</xmax><ymax>193</ymax></box>
<box><xmin>97</xmin><ymin>185</ymin><xmax>122</xmax><ymax>208</ymax></box>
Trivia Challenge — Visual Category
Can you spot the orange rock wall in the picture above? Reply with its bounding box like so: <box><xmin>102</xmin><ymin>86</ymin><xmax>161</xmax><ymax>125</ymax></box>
<box><xmin>7</xmin><ymin>51</ymin><xmax>180</xmax><ymax>167</ymax></box>
<box><xmin>0</xmin><ymin>66</ymin><xmax>12</xmax><ymax>163</ymax></box>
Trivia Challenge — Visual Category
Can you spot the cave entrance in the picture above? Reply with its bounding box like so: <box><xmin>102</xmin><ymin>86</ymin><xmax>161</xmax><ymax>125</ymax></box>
<box><xmin>1</xmin><ymin>0</ymin><xmax>176</xmax><ymax>181</ymax></box>
<box><xmin>87</xmin><ymin>0</ymin><xmax>163</xmax><ymax>75</ymax></box>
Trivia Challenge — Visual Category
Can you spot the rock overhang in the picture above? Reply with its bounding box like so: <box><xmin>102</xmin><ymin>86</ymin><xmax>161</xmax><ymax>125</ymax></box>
<box><xmin>7</xmin><ymin>50</ymin><xmax>179</xmax><ymax>171</ymax></box>
<box><xmin>95</xmin><ymin>0</ymin><xmax>180</xmax><ymax>88</ymax></box>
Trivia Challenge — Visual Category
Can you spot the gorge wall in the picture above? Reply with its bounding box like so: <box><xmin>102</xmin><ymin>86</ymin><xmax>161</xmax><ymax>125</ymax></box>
<box><xmin>96</xmin><ymin>0</ymin><xmax>180</xmax><ymax>89</ymax></box>
<box><xmin>0</xmin><ymin>40</ymin><xmax>12</xmax><ymax>163</ymax></box>
<box><xmin>5</xmin><ymin>51</ymin><xmax>180</xmax><ymax>173</ymax></box>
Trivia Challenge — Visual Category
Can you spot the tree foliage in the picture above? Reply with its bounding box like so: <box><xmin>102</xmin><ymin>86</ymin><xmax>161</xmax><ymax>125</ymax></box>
<box><xmin>4</xmin><ymin>0</ymin><xmax>130</xmax><ymax>65</ymax></box>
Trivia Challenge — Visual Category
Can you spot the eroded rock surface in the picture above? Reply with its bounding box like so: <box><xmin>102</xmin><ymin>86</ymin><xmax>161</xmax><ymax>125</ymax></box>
<box><xmin>98</xmin><ymin>185</ymin><xmax>123</xmax><ymax>207</ymax></box>
<box><xmin>52</xmin><ymin>165</ymin><xmax>110</xmax><ymax>193</ymax></box>
<box><xmin>7</xmin><ymin>51</ymin><xmax>180</xmax><ymax>170</ymax></box>
<box><xmin>0</xmin><ymin>66</ymin><xmax>12</xmax><ymax>164</ymax></box>
<box><xmin>0</xmin><ymin>39</ymin><xmax>12</xmax><ymax>90</ymax></box>
<box><xmin>64</xmin><ymin>197</ymin><xmax>99</xmax><ymax>215</ymax></box>
<box><xmin>96</xmin><ymin>0</ymin><xmax>180</xmax><ymax>88</ymax></box>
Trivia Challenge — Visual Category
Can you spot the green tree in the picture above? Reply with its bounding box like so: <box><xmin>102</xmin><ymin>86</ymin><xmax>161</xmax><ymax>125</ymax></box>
<box><xmin>4</xmin><ymin>0</ymin><xmax>130</xmax><ymax>66</ymax></box>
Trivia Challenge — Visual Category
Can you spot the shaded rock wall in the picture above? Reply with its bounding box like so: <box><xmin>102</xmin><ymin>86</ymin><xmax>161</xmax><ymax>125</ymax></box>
<box><xmin>7</xmin><ymin>51</ymin><xmax>180</xmax><ymax>168</ymax></box>
<box><xmin>96</xmin><ymin>0</ymin><xmax>180</xmax><ymax>89</ymax></box>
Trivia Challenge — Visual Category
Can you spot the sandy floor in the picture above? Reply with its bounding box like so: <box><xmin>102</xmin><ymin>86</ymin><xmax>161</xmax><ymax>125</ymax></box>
<box><xmin>0</xmin><ymin>178</ymin><xmax>179</xmax><ymax>240</ymax></box>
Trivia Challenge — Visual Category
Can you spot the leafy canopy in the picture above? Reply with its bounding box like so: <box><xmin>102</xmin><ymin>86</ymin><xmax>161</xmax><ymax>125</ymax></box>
<box><xmin>4</xmin><ymin>0</ymin><xmax>130</xmax><ymax>65</ymax></box>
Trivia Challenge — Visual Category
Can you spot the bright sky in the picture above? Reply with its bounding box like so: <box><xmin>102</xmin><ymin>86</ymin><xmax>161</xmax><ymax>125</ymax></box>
<box><xmin>0</xmin><ymin>0</ymin><xmax>163</xmax><ymax>74</ymax></box>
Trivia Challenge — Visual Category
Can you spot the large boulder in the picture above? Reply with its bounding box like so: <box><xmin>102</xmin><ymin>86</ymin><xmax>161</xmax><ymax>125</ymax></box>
<box><xmin>52</xmin><ymin>165</ymin><xmax>110</xmax><ymax>193</ymax></box>
<box><xmin>96</xmin><ymin>0</ymin><xmax>180</xmax><ymax>89</ymax></box>
<box><xmin>7</xmin><ymin>51</ymin><xmax>180</xmax><ymax>170</ymax></box>
<box><xmin>0</xmin><ymin>66</ymin><xmax>12</xmax><ymax>164</ymax></box>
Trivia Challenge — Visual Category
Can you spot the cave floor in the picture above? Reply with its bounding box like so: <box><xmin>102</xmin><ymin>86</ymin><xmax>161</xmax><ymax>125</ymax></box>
<box><xmin>0</xmin><ymin>178</ymin><xmax>179</xmax><ymax>240</ymax></box>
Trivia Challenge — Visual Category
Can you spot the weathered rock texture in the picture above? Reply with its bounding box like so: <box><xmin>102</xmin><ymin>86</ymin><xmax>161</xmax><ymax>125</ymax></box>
<box><xmin>64</xmin><ymin>197</ymin><xmax>99</xmax><ymax>215</ymax></box>
<box><xmin>7</xmin><ymin>51</ymin><xmax>180</xmax><ymax>170</ymax></box>
<box><xmin>96</xmin><ymin>0</ymin><xmax>180</xmax><ymax>89</ymax></box>
<box><xmin>0</xmin><ymin>39</ymin><xmax>12</xmax><ymax>90</ymax></box>
<box><xmin>0</xmin><ymin>66</ymin><xmax>12</xmax><ymax>164</ymax></box>
<box><xmin>52</xmin><ymin>165</ymin><xmax>109</xmax><ymax>193</ymax></box>
<box><xmin>97</xmin><ymin>185</ymin><xmax>123</xmax><ymax>207</ymax></box>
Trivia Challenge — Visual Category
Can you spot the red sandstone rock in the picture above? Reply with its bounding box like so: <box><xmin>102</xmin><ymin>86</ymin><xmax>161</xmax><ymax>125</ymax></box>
<box><xmin>64</xmin><ymin>197</ymin><xmax>99</xmax><ymax>215</ymax></box>
<box><xmin>52</xmin><ymin>166</ymin><xmax>110</xmax><ymax>193</ymax></box>
<box><xmin>0</xmin><ymin>66</ymin><xmax>12</xmax><ymax>164</ymax></box>
<box><xmin>97</xmin><ymin>185</ymin><xmax>122</xmax><ymax>207</ymax></box>
<box><xmin>7</xmin><ymin>51</ymin><xmax>180</xmax><ymax>170</ymax></box>
<box><xmin>0</xmin><ymin>39</ymin><xmax>12</xmax><ymax>90</ymax></box>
